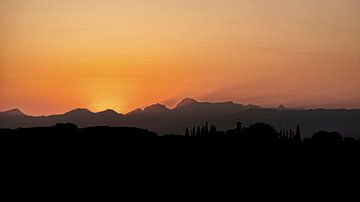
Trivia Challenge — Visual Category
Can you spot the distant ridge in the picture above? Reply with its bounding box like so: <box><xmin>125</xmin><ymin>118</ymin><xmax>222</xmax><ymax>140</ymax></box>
<box><xmin>0</xmin><ymin>108</ymin><xmax>25</xmax><ymax>116</ymax></box>
<box><xmin>97</xmin><ymin>109</ymin><xmax>119</xmax><ymax>115</ymax></box>
<box><xmin>127</xmin><ymin>108</ymin><xmax>143</xmax><ymax>115</ymax></box>
<box><xmin>144</xmin><ymin>103</ymin><xmax>169</xmax><ymax>112</ymax></box>
<box><xmin>64</xmin><ymin>108</ymin><xmax>94</xmax><ymax>116</ymax></box>
<box><xmin>175</xmin><ymin>98</ymin><xmax>199</xmax><ymax>109</ymax></box>
<box><xmin>97</xmin><ymin>109</ymin><xmax>122</xmax><ymax>116</ymax></box>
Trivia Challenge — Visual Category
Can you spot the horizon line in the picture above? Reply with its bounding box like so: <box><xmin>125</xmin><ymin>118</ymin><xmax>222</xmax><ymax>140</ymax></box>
<box><xmin>1</xmin><ymin>97</ymin><xmax>359</xmax><ymax>117</ymax></box>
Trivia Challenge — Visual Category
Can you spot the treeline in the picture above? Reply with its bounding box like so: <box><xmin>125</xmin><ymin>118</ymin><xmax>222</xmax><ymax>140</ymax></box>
<box><xmin>183</xmin><ymin>122</ymin><xmax>360</xmax><ymax>145</ymax></box>
<box><xmin>0</xmin><ymin>122</ymin><xmax>359</xmax><ymax>145</ymax></box>
<box><xmin>0</xmin><ymin>123</ymin><xmax>156</xmax><ymax>146</ymax></box>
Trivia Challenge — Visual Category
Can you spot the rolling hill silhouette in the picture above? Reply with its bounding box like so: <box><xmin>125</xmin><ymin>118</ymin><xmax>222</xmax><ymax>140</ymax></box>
<box><xmin>1</xmin><ymin>98</ymin><xmax>360</xmax><ymax>137</ymax></box>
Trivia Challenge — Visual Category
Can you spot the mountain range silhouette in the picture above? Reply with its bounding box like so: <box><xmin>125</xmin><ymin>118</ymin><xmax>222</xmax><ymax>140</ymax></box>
<box><xmin>1</xmin><ymin>98</ymin><xmax>360</xmax><ymax>138</ymax></box>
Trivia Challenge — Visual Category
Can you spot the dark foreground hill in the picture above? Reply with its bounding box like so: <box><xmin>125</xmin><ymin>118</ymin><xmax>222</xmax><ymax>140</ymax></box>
<box><xmin>1</xmin><ymin>122</ymin><xmax>359</xmax><ymax>188</ymax></box>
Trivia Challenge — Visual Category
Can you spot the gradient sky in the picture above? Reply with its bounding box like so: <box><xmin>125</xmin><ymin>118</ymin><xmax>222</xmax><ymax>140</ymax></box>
<box><xmin>1</xmin><ymin>0</ymin><xmax>360</xmax><ymax>115</ymax></box>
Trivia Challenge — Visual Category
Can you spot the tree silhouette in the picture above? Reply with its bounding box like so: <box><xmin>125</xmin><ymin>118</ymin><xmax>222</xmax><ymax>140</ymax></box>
<box><xmin>295</xmin><ymin>124</ymin><xmax>301</xmax><ymax>142</ymax></box>
<box><xmin>205</xmin><ymin>122</ymin><xmax>209</xmax><ymax>136</ymax></box>
<box><xmin>243</xmin><ymin>122</ymin><xmax>279</xmax><ymax>143</ymax></box>
<box><xmin>185</xmin><ymin>128</ymin><xmax>189</xmax><ymax>137</ymax></box>
<box><xmin>209</xmin><ymin>125</ymin><xmax>217</xmax><ymax>136</ymax></box>
<box><xmin>236</xmin><ymin>122</ymin><xmax>242</xmax><ymax>135</ymax></box>
<box><xmin>196</xmin><ymin>126</ymin><xmax>201</xmax><ymax>137</ymax></box>
<box><xmin>191</xmin><ymin>126</ymin><xmax>196</xmax><ymax>137</ymax></box>
<box><xmin>312</xmin><ymin>131</ymin><xmax>343</xmax><ymax>144</ymax></box>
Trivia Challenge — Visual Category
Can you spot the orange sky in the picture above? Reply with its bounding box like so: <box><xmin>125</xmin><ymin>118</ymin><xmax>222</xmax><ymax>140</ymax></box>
<box><xmin>1</xmin><ymin>0</ymin><xmax>360</xmax><ymax>115</ymax></box>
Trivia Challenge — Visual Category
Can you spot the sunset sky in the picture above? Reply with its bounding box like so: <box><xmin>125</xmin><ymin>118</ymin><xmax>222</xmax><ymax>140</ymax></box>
<box><xmin>1</xmin><ymin>0</ymin><xmax>360</xmax><ymax>115</ymax></box>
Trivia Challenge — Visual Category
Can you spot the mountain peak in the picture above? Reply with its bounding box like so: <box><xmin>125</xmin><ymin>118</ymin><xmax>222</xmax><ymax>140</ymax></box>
<box><xmin>97</xmin><ymin>109</ymin><xmax>120</xmax><ymax>116</ymax></box>
<box><xmin>65</xmin><ymin>108</ymin><xmax>94</xmax><ymax>115</ymax></box>
<box><xmin>175</xmin><ymin>98</ymin><xmax>199</xmax><ymax>109</ymax></box>
<box><xmin>144</xmin><ymin>103</ymin><xmax>169</xmax><ymax>112</ymax></box>
<box><xmin>127</xmin><ymin>108</ymin><xmax>143</xmax><ymax>115</ymax></box>
<box><xmin>1</xmin><ymin>108</ymin><xmax>25</xmax><ymax>116</ymax></box>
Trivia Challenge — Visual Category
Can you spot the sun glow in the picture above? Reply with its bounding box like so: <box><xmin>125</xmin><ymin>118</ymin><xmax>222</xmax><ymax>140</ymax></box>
<box><xmin>90</xmin><ymin>99</ymin><xmax>123</xmax><ymax>113</ymax></box>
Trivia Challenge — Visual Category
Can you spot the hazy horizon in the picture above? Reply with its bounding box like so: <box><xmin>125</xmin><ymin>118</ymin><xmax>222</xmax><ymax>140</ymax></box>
<box><xmin>1</xmin><ymin>0</ymin><xmax>360</xmax><ymax>115</ymax></box>
<box><xmin>2</xmin><ymin>97</ymin><xmax>360</xmax><ymax>117</ymax></box>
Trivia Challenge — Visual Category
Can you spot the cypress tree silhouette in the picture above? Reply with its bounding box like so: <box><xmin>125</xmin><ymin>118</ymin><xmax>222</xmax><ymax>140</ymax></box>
<box><xmin>295</xmin><ymin>124</ymin><xmax>301</xmax><ymax>142</ymax></box>
<box><xmin>286</xmin><ymin>130</ymin><xmax>289</xmax><ymax>138</ymax></box>
<box><xmin>185</xmin><ymin>128</ymin><xmax>189</xmax><ymax>137</ymax></box>
<box><xmin>210</xmin><ymin>125</ymin><xmax>217</xmax><ymax>136</ymax></box>
<box><xmin>282</xmin><ymin>129</ymin><xmax>286</xmax><ymax>139</ymax></box>
<box><xmin>201</xmin><ymin>126</ymin><xmax>205</xmax><ymax>137</ymax></box>
<box><xmin>280</xmin><ymin>129</ymin><xmax>284</xmax><ymax>139</ymax></box>
<box><xmin>196</xmin><ymin>126</ymin><xmax>201</xmax><ymax>137</ymax></box>
<box><xmin>236</xmin><ymin>122</ymin><xmax>242</xmax><ymax>135</ymax></box>
<box><xmin>205</xmin><ymin>122</ymin><xmax>209</xmax><ymax>136</ymax></box>
<box><xmin>191</xmin><ymin>126</ymin><xmax>196</xmax><ymax>137</ymax></box>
